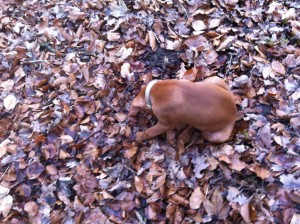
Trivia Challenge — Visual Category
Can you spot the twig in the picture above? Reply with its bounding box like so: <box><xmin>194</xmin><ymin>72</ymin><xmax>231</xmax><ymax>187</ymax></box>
<box><xmin>122</xmin><ymin>163</ymin><xmax>136</xmax><ymax>174</ymax></box>
<box><xmin>40</xmin><ymin>43</ymin><xmax>57</xmax><ymax>53</ymax></box>
<box><xmin>0</xmin><ymin>164</ymin><xmax>11</xmax><ymax>181</ymax></box>
<box><xmin>20</xmin><ymin>60</ymin><xmax>50</xmax><ymax>65</ymax></box>
<box><xmin>77</xmin><ymin>51</ymin><xmax>97</xmax><ymax>57</ymax></box>
<box><xmin>225</xmin><ymin>53</ymin><xmax>233</xmax><ymax>76</ymax></box>
<box><xmin>134</xmin><ymin>210</ymin><xmax>147</xmax><ymax>224</ymax></box>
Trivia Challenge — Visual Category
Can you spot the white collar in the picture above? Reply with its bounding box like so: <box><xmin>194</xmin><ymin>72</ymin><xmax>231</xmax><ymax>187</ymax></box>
<box><xmin>145</xmin><ymin>80</ymin><xmax>159</xmax><ymax>109</ymax></box>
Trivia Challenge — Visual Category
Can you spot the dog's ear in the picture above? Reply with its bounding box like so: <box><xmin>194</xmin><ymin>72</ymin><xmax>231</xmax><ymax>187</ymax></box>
<box><xmin>128</xmin><ymin>87</ymin><xmax>146</xmax><ymax>116</ymax></box>
<box><xmin>128</xmin><ymin>105</ymin><xmax>139</xmax><ymax>116</ymax></box>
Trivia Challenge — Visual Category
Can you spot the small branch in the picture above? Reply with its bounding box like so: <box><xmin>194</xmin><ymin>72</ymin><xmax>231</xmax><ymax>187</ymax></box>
<box><xmin>0</xmin><ymin>164</ymin><xmax>11</xmax><ymax>181</ymax></box>
<box><xmin>77</xmin><ymin>51</ymin><xmax>97</xmax><ymax>57</ymax></box>
<box><xmin>20</xmin><ymin>60</ymin><xmax>50</xmax><ymax>65</ymax></box>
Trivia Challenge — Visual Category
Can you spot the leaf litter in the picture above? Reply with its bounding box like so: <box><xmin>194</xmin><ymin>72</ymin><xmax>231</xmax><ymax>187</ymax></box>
<box><xmin>0</xmin><ymin>0</ymin><xmax>300</xmax><ymax>223</ymax></box>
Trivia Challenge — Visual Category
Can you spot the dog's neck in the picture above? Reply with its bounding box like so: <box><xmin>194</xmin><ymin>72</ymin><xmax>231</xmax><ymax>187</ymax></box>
<box><xmin>145</xmin><ymin>80</ymin><xmax>159</xmax><ymax>109</ymax></box>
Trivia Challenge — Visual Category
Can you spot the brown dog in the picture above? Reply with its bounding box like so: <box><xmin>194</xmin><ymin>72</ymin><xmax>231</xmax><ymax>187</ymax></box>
<box><xmin>129</xmin><ymin>77</ymin><xmax>239</xmax><ymax>145</ymax></box>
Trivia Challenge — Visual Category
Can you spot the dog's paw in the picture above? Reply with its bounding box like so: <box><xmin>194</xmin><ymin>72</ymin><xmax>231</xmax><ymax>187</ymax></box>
<box><xmin>136</xmin><ymin>131</ymin><xmax>145</xmax><ymax>141</ymax></box>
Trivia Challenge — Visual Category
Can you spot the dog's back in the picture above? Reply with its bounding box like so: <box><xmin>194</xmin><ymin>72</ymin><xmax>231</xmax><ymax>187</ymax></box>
<box><xmin>150</xmin><ymin>80</ymin><xmax>237</xmax><ymax>132</ymax></box>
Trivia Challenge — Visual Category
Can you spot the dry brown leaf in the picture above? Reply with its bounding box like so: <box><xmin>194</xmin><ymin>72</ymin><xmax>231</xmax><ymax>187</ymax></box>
<box><xmin>107</xmin><ymin>31</ymin><xmax>120</xmax><ymax>41</ymax></box>
<box><xmin>181</xmin><ymin>67</ymin><xmax>197</xmax><ymax>81</ymax></box>
<box><xmin>189</xmin><ymin>187</ymin><xmax>204</xmax><ymax>209</ymax></box>
<box><xmin>24</xmin><ymin>201</ymin><xmax>39</xmax><ymax>217</ymax></box>
<box><xmin>291</xmin><ymin>214</ymin><xmax>300</xmax><ymax>224</ymax></box>
<box><xmin>1</xmin><ymin>79</ymin><xmax>14</xmax><ymax>92</ymax></box>
<box><xmin>0</xmin><ymin>195</ymin><xmax>13</xmax><ymax>218</ymax></box>
<box><xmin>192</xmin><ymin>155</ymin><xmax>209</xmax><ymax>178</ymax></box>
<box><xmin>3</xmin><ymin>94</ymin><xmax>18</xmax><ymax>110</ymax></box>
<box><xmin>124</xmin><ymin>147</ymin><xmax>138</xmax><ymax>159</ymax></box>
<box><xmin>204</xmin><ymin>49</ymin><xmax>218</xmax><ymax>64</ymax></box>
<box><xmin>258</xmin><ymin>123</ymin><xmax>272</xmax><ymax>148</ymax></box>
<box><xmin>166</xmin><ymin>39</ymin><xmax>182</xmax><ymax>51</ymax></box>
<box><xmin>0</xmin><ymin>139</ymin><xmax>10</xmax><ymax>158</ymax></box>
<box><xmin>279</xmin><ymin>174</ymin><xmax>300</xmax><ymax>189</ymax></box>
<box><xmin>271</xmin><ymin>61</ymin><xmax>286</xmax><ymax>75</ymax></box>
<box><xmin>46</xmin><ymin>165</ymin><xmax>58</xmax><ymax>175</ymax></box>
<box><xmin>0</xmin><ymin>185</ymin><xmax>10</xmax><ymax>199</ymax></box>
<box><xmin>211</xmin><ymin>188</ymin><xmax>224</xmax><ymax>215</ymax></box>
<box><xmin>216</xmin><ymin>36</ymin><xmax>236</xmax><ymax>51</ymax></box>
<box><xmin>230</xmin><ymin>154</ymin><xmax>247</xmax><ymax>171</ymax></box>
<box><xmin>121</xmin><ymin>62</ymin><xmax>132</xmax><ymax>79</ymax></box>
<box><xmin>290</xmin><ymin>117</ymin><xmax>300</xmax><ymax>131</ymax></box>
<box><xmin>249</xmin><ymin>165</ymin><xmax>271</xmax><ymax>179</ymax></box>
<box><xmin>262</xmin><ymin>66</ymin><xmax>274</xmax><ymax>79</ymax></box>
<box><xmin>148</xmin><ymin>30</ymin><xmax>157</xmax><ymax>51</ymax></box>
<box><xmin>134</xmin><ymin>176</ymin><xmax>143</xmax><ymax>193</ymax></box>
<box><xmin>184</xmin><ymin>35</ymin><xmax>210</xmax><ymax>52</ymax></box>
<box><xmin>101</xmin><ymin>190</ymin><xmax>114</xmax><ymax>199</ymax></box>
<box><xmin>146</xmin><ymin>191</ymin><xmax>162</xmax><ymax>203</ymax></box>
<box><xmin>60</xmin><ymin>135</ymin><xmax>74</xmax><ymax>144</ymax></box>
<box><xmin>192</xmin><ymin>20</ymin><xmax>206</xmax><ymax>31</ymax></box>
<box><xmin>26</xmin><ymin>162</ymin><xmax>45</xmax><ymax>180</ymax></box>
<box><xmin>240</xmin><ymin>203</ymin><xmax>251</xmax><ymax>223</ymax></box>
<box><xmin>203</xmin><ymin>198</ymin><xmax>215</xmax><ymax>216</ymax></box>
<box><xmin>208</xmin><ymin>19</ymin><xmax>220</xmax><ymax>29</ymax></box>
<box><xmin>152</xmin><ymin>173</ymin><xmax>166</xmax><ymax>190</ymax></box>
<box><xmin>170</xmin><ymin>194</ymin><xmax>189</xmax><ymax>206</ymax></box>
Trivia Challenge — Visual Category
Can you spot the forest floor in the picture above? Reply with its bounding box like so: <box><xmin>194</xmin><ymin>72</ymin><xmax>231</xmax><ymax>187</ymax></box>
<box><xmin>0</xmin><ymin>0</ymin><xmax>300</xmax><ymax>223</ymax></box>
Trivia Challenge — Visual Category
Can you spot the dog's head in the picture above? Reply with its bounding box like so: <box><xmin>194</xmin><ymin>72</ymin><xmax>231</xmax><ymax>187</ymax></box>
<box><xmin>128</xmin><ymin>86</ymin><xmax>147</xmax><ymax>116</ymax></box>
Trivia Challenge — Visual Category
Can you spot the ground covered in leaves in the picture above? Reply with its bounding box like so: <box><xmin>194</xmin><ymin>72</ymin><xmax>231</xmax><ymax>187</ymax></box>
<box><xmin>0</xmin><ymin>0</ymin><xmax>300</xmax><ymax>223</ymax></box>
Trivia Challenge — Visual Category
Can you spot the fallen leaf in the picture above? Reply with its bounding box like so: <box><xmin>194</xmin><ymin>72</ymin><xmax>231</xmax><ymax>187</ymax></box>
<box><xmin>121</xmin><ymin>62</ymin><xmax>132</xmax><ymax>79</ymax></box>
<box><xmin>24</xmin><ymin>201</ymin><xmax>39</xmax><ymax>216</ymax></box>
<box><xmin>279</xmin><ymin>174</ymin><xmax>300</xmax><ymax>190</ymax></box>
<box><xmin>291</xmin><ymin>214</ymin><xmax>300</xmax><ymax>224</ymax></box>
<box><xmin>233</xmin><ymin>75</ymin><xmax>249</xmax><ymax>87</ymax></box>
<box><xmin>230</xmin><ymin>154</ymin><xmax>247</xmax><ymax>171</ymax></box>
<box><xmin>4</xmin><ymin>94</ymin><xmax>18</xmax><ymax>110</ymax></box>
<box><xmin>152</xmin><ymin>173</ymin><xmax>166</xmax><ymax>190</ymax></box>
<box><xmin>170</xmin><ymin>194</ymin><xmax>189</xmax><ymax>206</ymax></box>
<box><xmin>107</xmin><ymin>31</ymin><xmax>120</xmax><ymax>41</ymax></box>
<box><xmin>0</xmin><ymin>139</ymin><xmax>10</xmax><ymax>158</ymax></box>
<box><xmin>240</xmin><ymin>202</ymin><xmax>257</xmax><ymax>223</ymax></box>
<box><xmin>290</xmin><ymin>117</ymin><xmax>300</xmax><ymax>131</ymax></box>
<box><xmin>184</xmin><ymin>35</ymin><xmax>210</xmax><ymax>52</ymax></box>
<box><xmin>192</xmin><ymin>20</ymin><xmax>206</xmax><ymax>31</ymax></box>
<box><xmin>27</xmin><ymin>161</ymin><xmax>45</xmax><ymax>179</ymax></box>
<box><xmin>134</xmin><ymin>176</ymin><xmax>143</xmax><ymax>193</ymax></box>
<box><xmin>262</xmin><ymin>66</ymin><xmax>275</xmax><ymax>78</ymax></box>
<box><xmin>258</xmin><ymin>123</ymin><xmax>272</xmax><ymax>148</ymax></box>
<box><xmin>208</xmin><ymin>19</ymin><xmax>220</xmax><ymax>29</ymax></box>
<box><xmin>148</xmin><ymin>30</ymin><xmax>157</xmax><ymax>51</ymax></box>
<box><xmin>1</xmin><ymin>79</ymin><xmax>14</xmax><ymax>92</ymax></box>
<box><xmin>226</xmin><ymin>187</ymin><xmax>248</xmax><ymax>206</ymax></box>
<box><xmin>216</xmin><ymin>36</ymin><xmax>236</xmax><ymax>51</ymax></box>
<box><xmin>203</xmin><ymin>49</ymin><xmax>218</xmax><ymax>64</ymax></box>
<box><xmin>181</xmin><ymin>67</ymin><xmax>197</xmax><ymax>81</ymax></box>
<box><xmin>189</xmin><ymin>187</ymin><xmax>204</xmax><ymax>209</ymax></box>
<box><xmin>271</xmin><ymin>61</ymin><xmax>285</xmax><ymax>75</ymax></box>
<box><xmin>250</xmin><ymin>165</ymin><xmax>271</xmax><ymax>179</ymax></box>
<box><xmin>0</xmin><ymin>195</ymin><xmax>13</xmax><ymax>218</ymax></box>
<box><xmin>192</xmin><ymin>155</ymin><xmax>209</xmax><ymax>178</ymax></box>
<box><xmin>60</xmin><ymin>135</ymin><xmax>74</xmax><ymax>144</ymax></box>
<box><xmin>0</xmin><ymin>185</ymin><xmax>10</xmax><ymax>199</ymax></box>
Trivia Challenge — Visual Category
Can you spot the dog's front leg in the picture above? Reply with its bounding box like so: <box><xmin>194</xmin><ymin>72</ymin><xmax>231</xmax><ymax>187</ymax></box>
<box><xmin>136</xmin><ymin>122</ymin><xmax>173</xmax><ymax>141</ymax></box>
